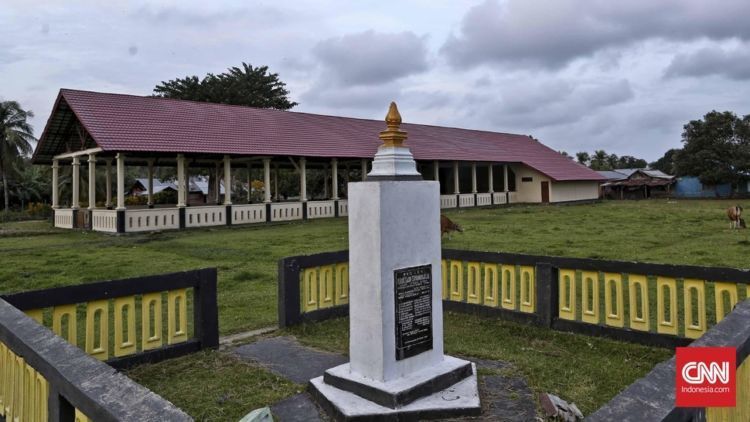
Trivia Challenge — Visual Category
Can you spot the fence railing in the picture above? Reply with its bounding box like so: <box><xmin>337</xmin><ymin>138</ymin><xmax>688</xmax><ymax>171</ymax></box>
<box><xmin>278</xmin><ymin>249</ymin><xmax>750</xmax><ymax>348</ymax></box>
<box><xmin>0</xmin><ymin>297</ymin><xmax>191</xmax><ymax>421</ymax></box>
<box><xmin>1</xmin><ymin>268</ymin><xmax>219</xmax><ymax>369</ymax></box>
<box><xmin>589</xmin><ymin>299</ymin><xmax>750</xmax><ymax>421</ymax></box>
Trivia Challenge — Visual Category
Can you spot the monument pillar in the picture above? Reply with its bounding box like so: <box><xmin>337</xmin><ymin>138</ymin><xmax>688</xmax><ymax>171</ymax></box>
<box><xmin>309</xmin><ymin>102</ymin><xmax>480</xmax><ymax>420</ymax></box>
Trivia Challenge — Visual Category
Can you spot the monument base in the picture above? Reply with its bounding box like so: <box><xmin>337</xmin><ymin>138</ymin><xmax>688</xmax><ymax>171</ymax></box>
<box><xmin>309</xmin><ymin>361</ymin><xmax>480</xmax><ymax>421</ymax></box>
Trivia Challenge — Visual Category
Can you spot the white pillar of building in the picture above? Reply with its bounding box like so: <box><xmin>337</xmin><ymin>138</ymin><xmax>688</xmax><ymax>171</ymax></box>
<box><xmin>332</xmin><ymin>158</ymin><xmax>339</xmax><ymax>200</ymax></box>
<box><xmin>51</xmin><ymin>160</ymin><xmax>60</xmax><ymax>209</ymax></box>
<box><xmin>488</xmin><ymin>164</ymin><xmax>494</xmax><ymax>193</ymax></box>
<box><xmin>176</xmin><ymin>154</ymin><xmax>186</xmax><ymax>207</ymax></box>
<box><xmin>87</xmin><ymin>153</ymin><xmax>96</xmax><ymax>210</ymax></box>
<box><xmin>471</xmin><ymin>162</ymin><xmax>477</xmax><ymax>193</ymax></box>
<box><xmin>503</xmin><ymin>164</ymin><xmax>509</xmax><ymax>192</ymax></box>
<box><xmin>71</xmin><ymin>156</ymin><xmax>80</xmax><ymax>210</ymax></box>
<box><xmin>263</xmin><ymin>158</ymin><xmax>272</xmax><ymax>203</ymax></box>
<box><xmin>105</xmin><ymin>160</ymin><xmax>112</xmax><ymax>209</ymax></box>
<box><xmin>299</xmin><ymin>157</ymin><xmax>307</xmax><ymax>202</ymax></box>
<box><xmin>453</xmin><ymin>161</ymin><xmax>460</xmax><ymax>194</ymax></box>
<box><xmin>223</xmin><ymin>155</ymin><xmax>232</xmax><ymax>205</ymax></box>
<box><xmin>147</xmin><ymin>158</ymin><xmax>155</xmax><ymax>207</ymax></box>
<box><xmin>361</xmin><ymin>159</ymin><xmax>368</xmax><ymax>181</ymax></box>
<box><xmin>249</xmin><ymin>163</ymin><xmax>254</xmax><ymax>202</ymax></box>
<box><xmin>433</xmin><ymin>160</ymin><xmax>439</xmax><ymax>182</ymax></box>
<box><xmin>116</xmin><ymin>153</ymin><xmax>126</xmax><ymax>210</ymax></box>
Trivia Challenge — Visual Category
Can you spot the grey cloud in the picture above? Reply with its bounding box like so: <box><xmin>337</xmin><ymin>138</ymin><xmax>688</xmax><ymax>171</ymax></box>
<box><xmin>441</xmin><ymin>0</ymin><xmax>750</xmax><ymax>70</ymax></box>
<box><xmin>665</xmin><ymin>45</ymin><xmax>750</xmax><ymax>80</ymax></box>
<box><xmin>312</xmin><ymin>30</ymin><xmax>429</xmax><ymax>86</ymax></box>
<box><xmin>301</xmin><ymin>82</ymin><xmax>401</xmax><ymax>111</ymax></box>
<box><xmin>129</xmin><ymin>6</ymin><xmax>286</xmax><ymax>27</ymax></box>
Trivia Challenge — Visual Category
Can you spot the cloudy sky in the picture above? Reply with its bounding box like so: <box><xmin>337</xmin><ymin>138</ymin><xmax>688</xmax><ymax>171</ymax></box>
<box><xmin>3</xmin><ymin>0</ymin><xmax>750</xmax><ymax>161</ymax></box>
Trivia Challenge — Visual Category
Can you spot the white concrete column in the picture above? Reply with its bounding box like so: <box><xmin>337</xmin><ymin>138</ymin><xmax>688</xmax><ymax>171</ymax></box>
<box><xmin>471</xmin><ymin>162</ymin><xmax>477</xmax><ymax>193</ymax></box>
<box><xmin>503</xmin><ymin>164</ymin><xmax>509</xmax><ymax>192</ymax></box>
<box><xmin>223</xmin><ymin>155</ymin><xmax>232</xmax><ymax>205</ymax></box>
<box><xmin>361</xmin><ymin>159</ymin><xmax>368</xmax><ymax>181</ymax></box>
<box><xmin>87</xmin><ymin>153</ymin><xmax>96</xmax><ymax>210</ymax></box>
<box><xmin>332</xmin><ymin>158</ymin><xmax>339</xmax><ymax>200</ymax></box>
<box><xmin>433</xmin><ymin>160</ymin><xmax>439</xmax><ymax>182</ymax></box>
<box><xmin>488</xmin><ymin>164</ymin><xmax>494</xmax><ymax>193</ymax></box>
<box><xmin>147</xmin><ymin>158</ymin><xmax>154</xmax><ymax>207</ymax></box>
<box><xmin>274</xmin><ymin>164</ymin><xmax>279</xmax><ymax>201</ymax></box>
<box><xmin>263</xmin><ymin>158</ymin><xmax>271</xmax><ymax>203</ymax></box>
<box><xmin>71</xmin><ymin>156</ymin><xmax>80</xmax><ymax>210</ymax></box>
<box><xmin>116</xmin><ymin>153</ymin><xmax>125</xmax><ymax>210</ymax></box>
<box><xmin>453</xmin><ymin>161</ymin><xmax>460</xmax><ymax>194</ymax></box>
<box><xmin>248</xmin><ymin>163</ymin><xmax>254</xmax><ymax>202</ymax></box>
<box><xmin>51</xmin><ymin>160</ymin><xmax>59</xmax><ymax>209</ymax></box>
<box><xmin>105</xmin><ymin>160</ymin><xmax>112</xmax><ymax>208</ymax></box>
<box><xmin>176</xmin><ymin>154</ymin><xmax>186</xmax><ymax>207</ymax></box>
<box><xmin>300</xmin><ymin>157</ymin><xmax>307</xmax><ymax>202</ymax></box>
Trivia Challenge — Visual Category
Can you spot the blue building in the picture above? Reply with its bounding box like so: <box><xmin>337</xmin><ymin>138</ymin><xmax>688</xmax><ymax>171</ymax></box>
<box><xmin>673</xmin><ymin>177</ymin><xmax>737</xmax><ymax>198</ymax></box>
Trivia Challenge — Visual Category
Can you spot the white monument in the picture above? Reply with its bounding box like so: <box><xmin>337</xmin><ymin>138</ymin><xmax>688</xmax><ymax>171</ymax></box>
<box><xmin>309</xmin><ymin>103</ymin><xmax>480</xmax><ymax>420</ymax></box>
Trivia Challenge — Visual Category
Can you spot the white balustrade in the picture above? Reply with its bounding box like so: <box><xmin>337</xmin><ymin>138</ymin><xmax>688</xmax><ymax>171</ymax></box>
<box><xmin>476</xmin><ymin>193</ymin><xmax>492</xmax><ymax>206</ymax></box>
<box><xmin>54</xmin><ymin>209</ymin><xmax>74</xmax><ymax>229</ymax></box>
<box><xmin>440</xmin><ymin>195</ymin><xmax>457</xmax><ymax>209</ymax></box>
<box><xmin>493</xmin><ymin>192</ymin><xmax>507</xmax><ymax>205</ymax></box>
<box><xmin>458</xmin><ymin>194</ymin><xmax>475</xmax><ymax>207</ymax></box>
<box><xmin>232</xmin><ymin>204</ymin><xmax>266</xmax><ymax>224</ymax></box>
<box><xmin>270</xmin><ymin>202</ymin><xmax>303</xmax><ymax>222</ymax></box>
<box><xmin>186</xmin><ymin>205</ymin><xmax>226</xmax><ymax>228</ymax></box>
<box><xmin>91</xmin><ymin>209</ymin><xmax>118</xmax><ymax>233</ymax></box>
<box><xmin>307</xmin><ymin>200</ymin><xmax>336</xmax><ymax>219</ymax></box>
<box><xmin>126</xmin><ymin>208</ymin><xmax>180</xmax><ymax>232</ymax></box>
<box><xmin>338</xmin><ymin>200</ymin><xmax>348</xmax><ymax>217</ymax></box>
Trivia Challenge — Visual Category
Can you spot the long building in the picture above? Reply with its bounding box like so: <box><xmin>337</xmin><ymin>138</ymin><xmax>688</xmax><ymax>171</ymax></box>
<box><xmin>32</xmin><ymin>89</ymin><xmax>604</xmax><ymax>233</ymax></box>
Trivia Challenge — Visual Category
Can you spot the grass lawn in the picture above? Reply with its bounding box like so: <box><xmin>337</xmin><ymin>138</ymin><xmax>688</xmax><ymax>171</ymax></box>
<box><xmin>1</xmin><ymin>199</ymin><xmax>748</xmax><ymax>419</ymax></box>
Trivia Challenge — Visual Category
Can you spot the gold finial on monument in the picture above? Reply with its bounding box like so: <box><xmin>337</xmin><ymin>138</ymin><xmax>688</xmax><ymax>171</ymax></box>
<box><xmin>379</xmin><ymin>102</ymin><xmax>408</xmax><ymax>148</ymax></box>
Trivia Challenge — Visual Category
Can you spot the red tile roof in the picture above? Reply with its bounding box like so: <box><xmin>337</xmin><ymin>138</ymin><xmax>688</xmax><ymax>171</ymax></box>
<box><xmin>34</xmin><ymin>89</ymin><xmax>603</xmax><ymax>181</ymax></box>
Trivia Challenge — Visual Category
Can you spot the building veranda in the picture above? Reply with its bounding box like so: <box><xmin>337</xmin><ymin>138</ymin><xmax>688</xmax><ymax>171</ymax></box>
<box><xmin>32</xmin><ymin>89</ymin><xmax>604</xmax><ymax>233</ymax></box>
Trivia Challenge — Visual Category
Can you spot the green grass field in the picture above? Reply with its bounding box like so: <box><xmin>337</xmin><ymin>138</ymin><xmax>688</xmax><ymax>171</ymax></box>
<box><xmin>2</xmin><ymin>199</ymin><xmax>748</xmax><ymax>419</ymax></box>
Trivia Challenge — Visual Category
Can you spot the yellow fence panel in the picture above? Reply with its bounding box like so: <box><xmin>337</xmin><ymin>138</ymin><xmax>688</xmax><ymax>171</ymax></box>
<box><xmin>449</xmin><ymin>261</ymin><xmax>465</xmax><ymax>302</ymax></box>
<box><xmin>141</xmin><ymin>293</ymin><xmax>163</xmax><ymax>351</ymax></box>
<box><xmin>715</xmin><ymin>282</ymin><xmax>738</xmax><ymax>323</ymax></box>
<box><xmin>335</xmin><ymin>263</ymin><xmax>349</xmax><ymax>305</ymax></box>
<box><xmin>603</xmin><ymin>272</ymin><xmax>624</xmax><ymax>328</ymax></box>
<box><xmin>656</xmin><ymin>277</ymin><xmax>678</xmax><ymax>336</ymax></box>
<box><xmin>483</xmin><ymin>264</ymin><xmax>499</xmax><ymax>307</ymax></box>
<box><xmin>441</xmin><ymin>260</ymin><xmax>448</xmax><ymax>300</ymax></box>
<box><xmin>85</xmin><ymin>300</ymin><xmax>109</xmax><ymax>360</ymax></box>
<box><xmin>558</xmin><ymin>269</ymin><xmax>577</xmax><ymax>320</ymax></box>
<box><xmin>114</xmin><ymin>296</ymin><xmax>137</xmax><ymax>357</ymax></box>
<box><xmin>25</xmin><ymin>309</ymin><xmax>43</xmax><ymax>325</ymax></box>
<box><xmin>12</xmin><ymin>355</ymin><xmax>23</xmax><ymax>422</ymax></box>
<box><xmin>519</xmin><ymin>266</ymin><xmax>535</xmax><ymax>313</ymax></box>
<box><xmin>581</xmin><ymin>271</ymin><xmax>599</xmax><ymax>324</ymax></box>
<box><xmin>167</xmin><ymin>289</ymin><xmax>188</xmax><ymax>345</ymax></box>
<box><xmin>302</xmin><ymin>268</ymin><xmax>319</xmax><ymax>312</ymax></box>
<box><xmin>35</xmin><ymin>371</ymin><xmax>49</xmax><ymax>422</ymax></box>
<box><xmin>628</xmin><ymin>275</ymin><xmax>650</xmax><ymax>332</ymax></box>
<box><xmin>52</xmin><ymin>304</ymin><xmax>77</xmax><ymax>346</ymax></box>
<box><xmin>75</xmin><ymin>408</ymin><xmax>92</xmax><ymax>422</ymax></box>
<box><xmin>318</xmin><ymin>265</ymin><xmax>335</xmax><ymax>309</ymax></box>
<box><xmin>683</xmin><ymin>279</ymin><xmax>706</xmax><ymax>339</ymax></box>
<box><xmin>707</xmin><ymin>357</ymin><xmax>750</xmax><ymax>421</ymax></box>
<box><xmin>500</xmin><ymin>265</ymin><xmax>516</xmax><ymax>310</ymax></box>
<box><xmin>466</xmin><ymin>262</ymin><xmax>482</xmax><ymax>304</ymax></box>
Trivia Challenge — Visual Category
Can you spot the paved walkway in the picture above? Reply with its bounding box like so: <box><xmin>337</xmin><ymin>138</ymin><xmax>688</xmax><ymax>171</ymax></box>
<box><xmin>232</xmin><ymin>336</ymin><xmax>537</xmax><ymax>421</ymax></box>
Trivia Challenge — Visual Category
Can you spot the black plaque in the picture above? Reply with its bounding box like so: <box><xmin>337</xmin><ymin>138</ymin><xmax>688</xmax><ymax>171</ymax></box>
<box><xmin>394</xmin><ymin>264</ymin><xmax>433</xmax><ymax>361</ymax></box>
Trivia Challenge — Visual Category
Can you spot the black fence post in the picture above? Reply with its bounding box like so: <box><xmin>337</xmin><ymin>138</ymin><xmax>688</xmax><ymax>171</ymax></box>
<box><xmin>116</xmin><ymin>209</ymin><xmax>125</xmax><ymax>233</ymax></box>
<box><xmin>302</xmin><ymin>202</ymin><xmax>308</xmax><ymax>220</ymax></box>
<box><xmin>48</xmin><ymin>390</ymin><xmax>75</xmax><ymax>422</ymax></box>
<box><xmin>178</xmin><ymin>207</ymin><xmax>186</xmax><ymax>229</ymax></box>
<box><xmin>535</xmin><ymin>262</ymin><xmax>558</xmax><ymax>328</ymax></box>
<box><xmin>278</xmin><ymin>257</ymin><xmax>301</xmax><ymax>328</ymax></box>
<box><xmin>266</xmin><ymin>203</ymin><xmax>272</xmax><ymax>222</ymax></box>
<box><xmin>194</xmin><ymin>268</ymin><xmax>219</xmax><ymax>349</ymax></box>
<box><xmin>226</xmin><ymin>205</ymin><xmax>232</xmax><ymax>226</ymax></box>
<box><xmin>334</xmin><ymin>200</ymin><xmax>339</xmax><ymax>217</ymax></box>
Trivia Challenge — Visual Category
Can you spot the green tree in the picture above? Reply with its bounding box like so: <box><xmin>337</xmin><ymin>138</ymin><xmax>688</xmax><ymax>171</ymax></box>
<box><xmin>649</xmin><ymin>149</ymin><xmax>680</xmax><ymax>175</ymax></box>
<box><xmin>0</xmin><ymin>101</ymin><xmax>36</xmax><ymax>211</ymax></box>
<box><xmin>617</xmin><ymin>155</ymin><xmax>648</xmax><ymax>169</ymax></box>
<box><xmin>10</xmin><ymin>160</ymin><xmax>45</xmax><ymax>209</ymax></box>
<box><xmin>589</xmin><ymin>150</ymin><xmax>612</xmax><ymax>170</ymax></box>
<box><xmin>575</xmin><ymin>152</ymin><xmax>590</xmax><ymax>166</ymax></box>
<box><xmin>154</xmin><ymin>62</ymin><xmax>297</xmax><ymax>110</ymax></box>
<box><xmin>674</xmin><ymin>111</ymin><xmax>750</xmax><ymax>192</ymax></box>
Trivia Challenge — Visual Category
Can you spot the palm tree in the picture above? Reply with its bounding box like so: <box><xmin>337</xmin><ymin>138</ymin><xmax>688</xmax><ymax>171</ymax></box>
<box><xmin>0</xmin><ymin>101</ymin><xmax>36</xmax><ymax>210</ymax></box>
<box><xmin>11</xmin><ymin>160</ymin><xmax>45</xmax><ymax>210</ymax></box>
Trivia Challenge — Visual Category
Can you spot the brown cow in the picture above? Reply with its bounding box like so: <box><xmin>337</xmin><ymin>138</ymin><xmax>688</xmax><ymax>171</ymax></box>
<box><xmin>727</xmin><ymin>205</ymin><xmax>746</xmax><ymax>229</ymax></box>
<box><xmin>441</xmin><ymin>215</ymin><xmax>463</xmax><ymax>238</ymax></box>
